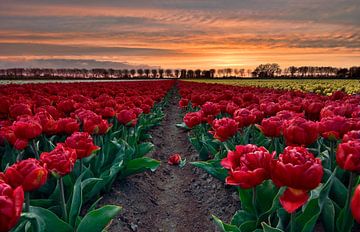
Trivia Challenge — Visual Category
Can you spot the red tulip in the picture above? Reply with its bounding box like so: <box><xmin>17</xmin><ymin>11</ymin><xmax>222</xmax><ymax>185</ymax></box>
<box><xmin>179</xmin><ymin>98</ymin><xmax>189</xmax><ymax>108</ymax></box>
<box><xmin>210</xmin><ymin>118</ymin><xmax>238</xmax><ymax>142</ymax></box>
<box><xmin>221</xmin><ymin>144</ymin><xmax>274</xmax><ymax>189</ymax></box>
<box><xmin>183</xmin><ymin>111</ymin><xmax>203</xmax><ymax>128</ymax></box>
<box><xmin>168</xmin><ymin>154</ymin><xmax>181</xmax><ymax>165</ymax></box>
<box><xmin>260</xmin><ymin>102</ymin><xmax>280</xmax><ymax>117</ymax></box>
<box><xmin>336</xmin><ymin>140</ymin><xmax>360</xmax><ymax>173</ymax></box>
<box><xmin>283</xmin><ymin>117</ymin><xmax>318</xmax><ymax>146</ymax></box>
<box><xmin>257</xmin><ymin>116</ymin><xmax>283</xmax><ymax>138</ymax></box>
<box><xmin>0</xmin><ymin>177</ymin><xmax>24</xmax><ymax>232</ymax></box>
<box><xmin>9</xmin><ymin>103</ymin><xmax>32</xmax><ymax>119</ymax></box>
<box><xmin>271</xmin><ymin>146</ymin><xmax>323</xmax><ymax>213</ymax></box>
<box><xmin>35</xmin><ymin>111</ymin><xmax>58</xmax><ymax>135</ymax></box>
<box><xmin>5</xmin><ymin>158</ymin><xmax>48</xmax><ymax>192</ymax></box>
<box><xmin>83</xmin><ymin>115</ymin><xmax>112</xmax><ymax>135</ymax></box>
<box><xmin>351</xmin><ymin>184</ymin><xmax>360</xmax><ymax>223</ymax></box>
<box><xmin>233</xmin><ymin>108</ymin><xmax>256</xmax><ymax>128</ymax></box>
<box><xmin>117</xmin><ymin>109</ymin><xmax>137</xmax><ymax>126</ymax></box>
<box><xmin>13</xmin><ymin>116</ymin><xmax>42</xmax><ymax>140</ymax></box>
<box><xmin>342</xmin><ymin>130</ymin><xmax>360</xmax><ymax>142</ymax></box>
<box><xmin>40</xmin><ymin>143</ymin><xmax>77</xmax><ymax>177</ymax></box>
<box><xmin>56</xmin><ymin>117</ymin><xmax>80</xmax><ymax>134</ymax></box>
<box><xmin>318</xmin><ymin>116</ymin><xmax>350</xmax><ymax>140</ymax></box>
<box><xmin>65</xmin><ymin>132</ymin><xmax>100</xmax><ymax>159</ymax></box>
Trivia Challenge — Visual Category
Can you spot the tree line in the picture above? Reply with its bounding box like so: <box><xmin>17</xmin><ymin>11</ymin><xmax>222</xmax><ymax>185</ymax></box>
<box><xmin>0</xmin><ymin>64</ymin><xmax>359</xmax><ymax>79</ymax></box>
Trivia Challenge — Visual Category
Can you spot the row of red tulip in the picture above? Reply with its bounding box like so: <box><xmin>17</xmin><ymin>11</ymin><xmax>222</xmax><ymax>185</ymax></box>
<box><xmin>178</xmin><ymin>80</ymin><xmax>360</xmax><ymax>231</ymax></box>
<box><xmin>0</xmin><ymin>80</ymin><xmax>175</xmax><ymax>232</ymax></box>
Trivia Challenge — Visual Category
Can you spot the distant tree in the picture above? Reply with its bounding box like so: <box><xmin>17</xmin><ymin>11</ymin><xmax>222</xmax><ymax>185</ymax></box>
<box><xmin>187</xmin><ymin>70</ymin><xmax>194</xmax><ymax>78</ymax></box>
<box><xmin>130</xmin><ymin>69</ymin><xmax>136</xmax><ymax>78</ymax></box>
<box><xmin>151</xmin><ymin>69</ymin><xmax>158</xmax><ymax>78</ymax></box>
<box><xmin>194</xmin><ymin>69</ymin><xmax>201</xmax><ymax>78</ymax></box>
<box><xmin>239</xmin><ymin>68</ymin><xmax>245</xmax><ymax>77</ymax></box>
<box><xmin>165</xmin><ymin>69</ymin><xmax>172</xmax><ymax>78</ymax></box>
<box><xmin>158</xmin><ymin>69</ymin><xmax>164</xmax><ymax>78</ymax></box>
<box><xmin>137</xmin><ymin>69</ymin><xmax>144</xmax><ymax>78</ymax></box>
<box><xmin>122</xmin><ymin>69</ymin><xmax>129</xmax><ymax>78</ymax></box>
<box><xmin>144</xmin><ymin>69</ymin><xmax>150</xmax><ymax>78</ymax></box>
<box><xmin>349</xmin><ymin>66</ymin><xmax>360</xmax><ymax>79</ymax></box>
<box><xmin>174</xmin><ymin>69</ymin><xmax>180</xmax><ymax>78</ymax></box>
<box><xmin>209</xmin><ymin>69</ymin><xmax>216</xmax><ymax>78</ymax></box>
<box><xmin>180</xmin><ymin>69</ymin><xmax>187</xmax><ymax>78</ymax></box>
<box><xmin>288</xmin><ymin>66</ymin><xmax>298</xmax><ymax>78</ymax></box>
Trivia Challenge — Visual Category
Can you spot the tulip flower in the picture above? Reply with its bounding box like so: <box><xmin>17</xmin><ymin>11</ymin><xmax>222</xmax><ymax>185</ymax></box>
<box><xmin>257</xmin><ymin>116</ymin><xmax>283</xmax><ymax>138</ymax></box>
<box><xmin>183</xmin><ymin>111</ymin><xmax>203</xmax><ymax>128</ymax></box>
<box><xmin>221</xmin><ymin>144</ymin><xmax>274</xmax><ymax>189</ymax></box>
<box><xmin>342</xmin><ymin>130</ymin><xmax>360</xmax><ymax>142</ymax></box>
<box><xmin>116</xmin><ymin>109</ymin><xmax>138</xmax><ymax>126</ymax></box>
<box><xmin>318</xmin><ymin>116</ymin><xmax>350</xmax><ymax>140</ymax></box>
<box><xmin>65</xmin><ymin>132</ymin><xmax>100</xmax><ymax>159</ymax></box>
<box><xmin>210</xmin><ymin>118</ymin><xmax>238</xmax><ymax>142</ymax></box>
<box><xmin>283</xmin><ymin>117</ymin><xmax>318</xmax><ymax>146</ymax></box>
<box><xmin>0</xmin><ymin>176</ymin><xmax>24</xmax><ymax>232</ymax></box>
<box><xmin>271</xmin><ymin>146</ymin><xmax>323</xmax><ymax>213</ymax></box>
<box><xmin>40</xmin><ymin>143</ymin><xmax>77</xmax><ymax>177</ymax></box>
<box><xmin>336</xmin><ymin>140</ymin><xmax>360</xmax><ymax>173</ymax></box>
<box><xmin>168</xmin><ymin>154</ymin><xmax>181</xmax><ymax>165</ymax></box>
<box><xmin>13</xmin><ymin>116</ymin><xmax>42</xmax><ymax>140</ymax></box>
<box><xmin>351</xmin><ymin>185</ymin><xmax>360</xmax><ymax>224</ymax></box>
<box><xmin>56</xmin><ymin>117</ymin><xmax>80</xmax><ymax>134</ymax></box>
<box><xmin>4</xmin><ymin>158</ymin><xmax>48</xmax><ymax>192</ymax></box>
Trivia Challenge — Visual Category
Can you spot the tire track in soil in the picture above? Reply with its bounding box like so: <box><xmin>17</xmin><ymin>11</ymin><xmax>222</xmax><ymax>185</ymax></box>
<box><xmin>100</xmin><ymin>86</ymin><xmax>239</xmax><ymax>232</ymax></box>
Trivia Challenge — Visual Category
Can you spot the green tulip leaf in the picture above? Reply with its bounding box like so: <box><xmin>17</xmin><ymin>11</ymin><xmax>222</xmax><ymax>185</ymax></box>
<box><xmin>76</xmin><ymin>205</ymin><xmax>122</xmax><ymax>232</ymax></box>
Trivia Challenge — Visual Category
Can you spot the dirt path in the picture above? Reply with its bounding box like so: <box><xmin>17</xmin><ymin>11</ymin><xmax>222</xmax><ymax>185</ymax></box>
<box><xmin>100</xmin><ymin>86</ymin><xmax>239</xmax><ymax>232</ymax></box>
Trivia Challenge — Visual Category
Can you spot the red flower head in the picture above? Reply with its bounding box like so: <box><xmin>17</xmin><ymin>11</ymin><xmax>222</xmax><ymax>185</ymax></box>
<box><xmin>183</xmin><ymin>111</ymin><xmax>203</xmax><ymax>128</ymax></box>
<box><xmin>5</xmin><ymin>158</ymin><xmax>48</xmax><ymax>192</ymax></box>
<box><xmin>283</xmin><ymin>117</ymin><xmax>318</xmax><ymax>146</ymax></box>
<box><xmin>0</xmin><ymin>126</ymin><xmax>17</xmax><ymax>147</ymax></box>
<box><xmin>13</xmin><ymin>116</ymin><xmax>42</xmax><ymax>140</ymax></box>
<box><xmin>303</xmin><ymin>100</ymin><xmax>324</xmax><ymax>121</ymax></box>
<box><xmin>179</xmin><ymin>98</ymin><xmax>189</xmax><ymax>108</ymax></box>
<box><xmin>83</xmin><ymin>115</ymin><xmax>112</xmax><ymax>135</ymax></box>
<box><xmin>35</xmin><ymin>111</ymin><xmax>58</xmax><ymax>135</ymax></box>
<box><xmin>336</xmin><ymin>140</ymin><xmax>360</xmax><ymax>173</ymax></box>
<box><xmin>210</xmin><ymin>118</ymin><xmax>238</xmax><ymax>142</ymax></box>
<box><xmin>221</xmin><ymin>144</ymin><xmax>274</xmax><ymax>189</ymax></box>
<box><xmin>9</xmin><ymin>103</ymin><xmax>32</xmax><ymax>119</ymax></box>
<box><xmin>56</xmin><ymin>117</ymin><xmax>80</xmax><ymax>134</ymax></box>
<box><xmin>65</xmin><ymin>132</ymin><xmax>100</xmax><ymax>159</ymax></box>
<box><xmin>318</xmin><ymin>116</ymin><xmax>350</xmax><ymax>140</ymax></box>
<box><xmin>99</xmin><ymin>107</ymin><xmax>116</xmax><ymax>118</ymax></box>
<box><xmin>168</xmin><ymin>154</ymin><xmax>181</xmax><ymax>165</ymax></box>
<box><xmin>225</xmin><ymin>102</ymin><xmax>238</xmax><ymax>115</ymax></box>
<box><xmin>0</xmin><ymin>177</ymin><xmax>24</xmax><ymax>232</ymax></box>
<box><xmin>271</xmin><ymin>146</ymin><xmax>323</xmax><ymax>213</ymax></box>
<box><xmin>260</xmin><ymin>102</ymin><xmax>280</xmax><ymax>117</ymax></box>
<box><xmin>233</xmin><ymin>108</ymin><xmax>256</xmax><ymax>128</ymax></box>
<box><xmin>351</xmin><ymin>184</ymin><xmax>360</xmax><ymax>223</ymax></box>
<box><xmin>117</xmin><ymin>109</ymin><xmax>138</xmax><ymax>126</ymax></box>
<box><xmin>257</xmin><ymin>116</ymin><xmax>283</xmax><ymax>138</ymax></box>
<box><xmin>40</xmin><ymin>143</ymin><xmax>77</xmax><ymax>177</ymax></box>
<box><xmin>343</xmin><ymin>130</ymin><xmax>360</xmax><ymax>142</ymax></box>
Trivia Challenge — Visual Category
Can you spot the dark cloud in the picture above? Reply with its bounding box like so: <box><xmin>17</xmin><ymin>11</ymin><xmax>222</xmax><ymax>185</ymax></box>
<box><xmin>0</xmin><ymin>43</ymin><xmax>177</xmax><ymax>56</ymax></box>
<box><xmin>0</xmin><ymin>59</ymin><xmax>158</xmax><ymax>69</ymax></box>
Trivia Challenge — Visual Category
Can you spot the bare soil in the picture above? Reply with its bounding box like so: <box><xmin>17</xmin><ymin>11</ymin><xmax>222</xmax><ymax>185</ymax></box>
<box><xmin>100</xmin><ymin>87</ymin><xmax>239</xmax><ymax>232</ymax></box>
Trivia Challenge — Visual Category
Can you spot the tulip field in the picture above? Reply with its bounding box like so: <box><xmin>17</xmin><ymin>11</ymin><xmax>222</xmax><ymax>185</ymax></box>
<box><xmin>1</xmin><ymin>79</ymin><xmax>360</xmax><ymax>232</ymax></box>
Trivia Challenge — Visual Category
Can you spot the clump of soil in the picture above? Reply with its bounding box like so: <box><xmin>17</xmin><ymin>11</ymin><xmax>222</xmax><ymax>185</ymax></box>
<box><xmin>100</xmin><ymin>88</ymin><xmax>239</xmax><ymax>232</ymax></box>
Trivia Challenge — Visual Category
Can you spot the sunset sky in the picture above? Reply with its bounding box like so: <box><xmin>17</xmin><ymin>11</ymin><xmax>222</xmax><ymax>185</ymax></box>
<box><xmin>0</xmin><ymin>0</ymin><xmax>359</xmax><ymax>69</ymax></box>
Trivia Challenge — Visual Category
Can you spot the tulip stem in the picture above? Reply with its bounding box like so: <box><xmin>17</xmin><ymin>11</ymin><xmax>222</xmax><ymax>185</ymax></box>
<box><xmin>16</xmin><ymin>150</ymin><xmax>24</xmax><ymax>162</ymax></box>
<box><xmin>329</xmin><ymin>140</ymin><xmax>336</xmax><ymax>171</ymax></box>
<box><xmin>25</xmin><ymin>192</ymin><xmax>30</xmax><ymax>212</ymax></box>
<box><xmin>80</xmin><ymin>159</ymin><xmax>83</xmax><ymax>174</ymax></box>
<box><xmin>32</xmin><ymin>140</ymin><xmax>39</xmax><ymax>160</ymax></box>
<box><xmin>59</xmin><ymin>178</ymin><xmax>68</xmax><ymax>222</ymax></box>
<box><xmin>290</xmin><ymin>212</ymin><xmax>295</xmax><ymax>232</ymax></box>
<box><xmin>341</xmin><ymin>172</ymin><xmax>357</xmax><ymax>232</ymax></box>
<box><xmin>252</xmin><ymin>187</ymin><xmax>258</xmax><ymax>217</ymax></box>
